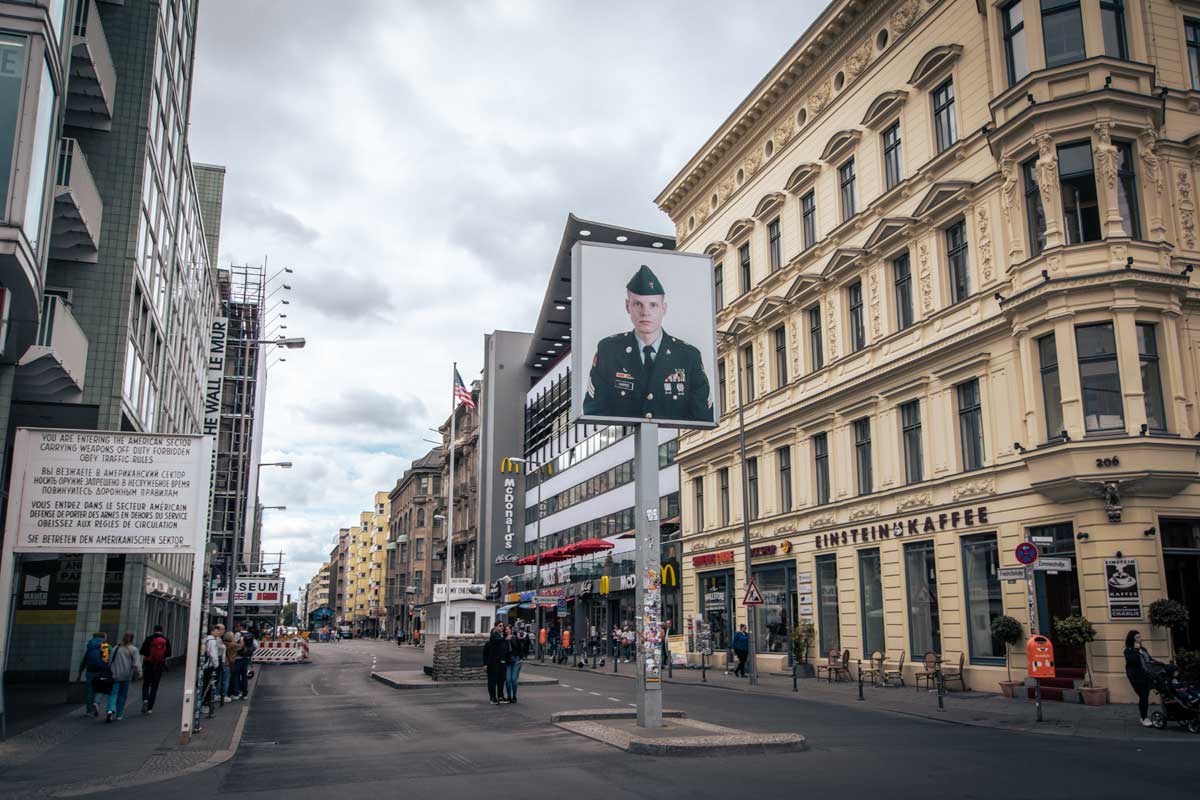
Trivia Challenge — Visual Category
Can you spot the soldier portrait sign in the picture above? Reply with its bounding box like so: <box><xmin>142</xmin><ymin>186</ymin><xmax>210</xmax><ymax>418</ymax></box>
<box><xmin>571</xmin><ymin>242</ymin><xmax>717</xmax><ymax>429</ymax></box>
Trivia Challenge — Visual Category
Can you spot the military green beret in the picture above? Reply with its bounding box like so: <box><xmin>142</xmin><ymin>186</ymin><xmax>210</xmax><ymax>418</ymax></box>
<box><xmin>626</xmin><ymin>264</ymin><xmax>664</xmax><ymax>296</ymax></box>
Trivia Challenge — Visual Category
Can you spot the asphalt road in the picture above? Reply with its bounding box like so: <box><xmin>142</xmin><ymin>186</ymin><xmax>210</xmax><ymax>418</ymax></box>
<box><xmin>87</xmin><ymin>638</ymin><xmax>1199</xmax><ymax>800</ymax></box>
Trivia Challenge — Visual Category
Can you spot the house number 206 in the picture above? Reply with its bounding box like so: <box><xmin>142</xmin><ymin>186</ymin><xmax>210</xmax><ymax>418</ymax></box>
<box><xmin>1096</xmin><ymin>456</ymin><xmax>1120</xmax><ymax>468</ymax></box>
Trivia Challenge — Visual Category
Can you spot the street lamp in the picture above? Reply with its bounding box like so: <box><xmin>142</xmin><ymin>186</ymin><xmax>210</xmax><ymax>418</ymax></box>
<box><xmin>505</xmin><ymin>457</ymin><xmax>545</xmax><ymax>660</ymax></box>
<box><xmin>252</xmin><ymin>337</ymin><xmax>306</xmax><ymax>349</ymax></box>
<box><xmin>433</xmin><ymin>513</ymin><xmax>449</xmax><ymax>638</ymax></box>
<box><xmin>718</xmin><ymin>328</ymin><xmax>758</xmax><ymax>685</ymax></box>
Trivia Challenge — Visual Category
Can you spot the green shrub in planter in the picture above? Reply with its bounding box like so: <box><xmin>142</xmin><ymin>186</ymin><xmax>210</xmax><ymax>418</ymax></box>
<box><xmin>1148</xmin><ymin>599</ymin><xmax>1190</xmax><ymax>659</ymax></box>
<box><xmin>1053</xmin><ymin>615</ymin><xmax>1097</xmax><ymax>687</ymax></box>
<box><xmin>990</xmin><ymin>615</ymin><xmax>1023</xmax><ymax>682</ymax></box>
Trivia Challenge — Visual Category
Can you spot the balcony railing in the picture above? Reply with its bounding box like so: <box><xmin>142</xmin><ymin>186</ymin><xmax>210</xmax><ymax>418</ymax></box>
<box><xmin>51</xmin><ymin>139</ymin><xmax>103</xmax><ymax>262</ymax></box>
<box><xmin>16</xmin><ymin>295</ymin><xmax>89</xmax><ymax>401</ymax></box>
<box><xmin>67</xmin><ymin>0</ymin><xmax>116</xmax><ymax>130</ymax></box>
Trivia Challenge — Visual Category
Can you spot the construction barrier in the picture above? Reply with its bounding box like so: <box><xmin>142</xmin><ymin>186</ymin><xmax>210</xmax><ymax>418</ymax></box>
<box><xmin>252</xmin><ymin>639</ymin><xmax>310</xmax><ymax>664</ymax></box>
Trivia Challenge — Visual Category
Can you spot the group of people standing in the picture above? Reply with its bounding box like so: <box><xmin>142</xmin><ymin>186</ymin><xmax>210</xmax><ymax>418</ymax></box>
<box><xmin>77</xmin><ymin>625</ymin><xmax>172</xmax><ymax>722</ymax></box>
<box><xmin>484</xmin><ymin>622</ymin><xmax>530</xmax><ymax>704</ymax></box>
<box><xmin>201</xmin><ymin>622</ymin><xmax>257</xmax><ymax>712</ymax></box>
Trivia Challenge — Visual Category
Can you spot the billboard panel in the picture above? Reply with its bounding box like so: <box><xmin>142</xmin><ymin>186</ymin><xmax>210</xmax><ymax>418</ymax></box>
<box><xmin>8</xmin><ymin>428</ymin><xmax>212</xmax><ymax>553</ymax></box>
<box><xmin>571</xmin><ymin>242</ymin><xmax>717</xmax><ymax>429</ymax></box>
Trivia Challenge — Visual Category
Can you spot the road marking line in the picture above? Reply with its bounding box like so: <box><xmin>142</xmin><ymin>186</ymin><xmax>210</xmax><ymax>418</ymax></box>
<box><xmin>309</xmin><ymin>682</ymin><xmax>319</xmax><ymax>696</ymax></box>
<box><xmin>607</xmin><ymin>697</ymin><xmax>622</xmax><ymax>703</ymax></box>
<box><xmin>628</xmin><ymin>703</ymin><xmax>636</xmax><ymax>708</ymax></box>
<box><xmin>573</xmin><ymin>687</ymin><xmax>584</xmax><ymax>692</ymax></box>
<box><xmin>588</xmin><ymin>691</ymin><xmax>601</xmax><ymax>696</ymax></box>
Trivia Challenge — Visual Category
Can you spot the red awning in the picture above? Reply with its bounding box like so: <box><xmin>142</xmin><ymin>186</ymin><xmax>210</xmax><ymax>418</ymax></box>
<box><xmin>563</xmin><ymin>538</ymin><xmax>615</xmax><ymax>556</ymax></box>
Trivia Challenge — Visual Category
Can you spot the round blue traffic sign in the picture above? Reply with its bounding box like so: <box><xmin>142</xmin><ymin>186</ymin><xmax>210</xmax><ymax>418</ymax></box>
<box><xmin>1015</xmin><ymin>542</ymin><xmax>1040</xmax><ymax>565</ymax></box>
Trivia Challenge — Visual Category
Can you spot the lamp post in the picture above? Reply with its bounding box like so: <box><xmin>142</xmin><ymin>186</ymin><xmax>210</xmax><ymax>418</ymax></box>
<box><xmin>507</xmin><ymin>457</ymin><xmax>543</xmax><ymax>659</ymax></box>
<box><xmin>718</xmin><ymin>329</ymin><xmax>757</xmax><ymax>685</ymax></box>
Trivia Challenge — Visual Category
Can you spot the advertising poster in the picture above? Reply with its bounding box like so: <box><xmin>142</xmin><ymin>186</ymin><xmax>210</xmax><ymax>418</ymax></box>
<box><xmin>1104</xmin><ymin>558</ymin><xmax>1142</xmax><ymax>620</ymax></box>
<box><xmin>571</xmin><ymin>242</ymin><xmax>717</xmax><ymax>429</ymax></box>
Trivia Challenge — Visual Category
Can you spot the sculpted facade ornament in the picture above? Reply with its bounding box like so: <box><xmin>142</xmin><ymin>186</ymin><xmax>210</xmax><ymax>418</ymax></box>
<box><xmin>743</xmin><ymin>151</ymin><xmax>763</xmax><ymax>178</ymax></box>
<box><xmin>917</xmin><ymin>239</ymin><xmax>933</xmax><ymax>312</ymax></box>
<box><xmin>1034</xmin><ymin>133</ymin><xmax>1058</xmax><ymax>205</ymax></box>
<box><xmin>718</xmin><ymin>176</ymin><xmax>735</xmax><ymax>204</ymax></box>
<box><xmin>848</xmin><ymin>503</ymin><xmax>880</xmax><ymax>521</ymax></box>
<box><xmin>999</xmin><ymin>158</ymin><xmax>1020</xmax><ymax>258</ymax></box>
<box><xmin>825</xmin><ymin>296</ymin><xmax>839</xmax><ymax>360</ymax></box>
<box><xmin>1178</xmin><ymin>167</ymin><xmax>1197</xmax><ymax>250</ymax></box>
<box><xmin>891</xmin><ymin>0</ymin><xmax>922</xmax><ymax>34</ymax></box>
<box><xmin>1093</xmin><ymin>123</ymin><xmax>1119</xmax><ymax>192</ymax></box>
<box><xmin>1139</xmin><ymin>128</ymin><xmax>1163</xmax><ymax>195</ymax></box>
<box><xmin>896</xmin><ymin>492</ymin><xmax>932</xmax><ymax>511</ymax></box>
<box><xmin>808</xmin><ymin>512</ymin><xmax>836</xmax><ymax>529</ymax></box>
<box><xmin>774</xmin><ymin>116</ymin><xmax>797</xmax><ymax>147</ymax></box>
<box><xmin>809</xmin><ymin>83</ymin><xmax>832</xmax><ymax>114</ymax></box>
<box><xmin>844</xmin><ymin>41</ymin><xmax>873</xmax><ymax>80</ymax></box>
<box><xmin>952</xmin><ymin>477</ymin><xmax>995</xmax><ymax>500</ymax></box>
<box><xmin>869</xmin><ymin>266</ymin><xmax>881</xmax><ymax>336</ymax></box>
<box><xmin>789</xmin><ymin>320</ymin><xmax>801</xmax><ymax>378</ymax></box>
<box><xmin>976</xmin><ymin>205</ymin><xmax>994</xmax><ymax>283</ymax></box>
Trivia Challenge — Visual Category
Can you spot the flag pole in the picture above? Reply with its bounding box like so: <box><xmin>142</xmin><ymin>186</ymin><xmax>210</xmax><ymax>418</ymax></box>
<box><xmin>444</xmin><ymin>363</ymin><xmax>457</xmax><ymax>640</ymax></box>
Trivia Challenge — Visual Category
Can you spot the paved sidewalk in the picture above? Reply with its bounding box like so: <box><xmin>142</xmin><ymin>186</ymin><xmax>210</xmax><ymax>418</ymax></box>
<box><xmin>0</xmin><ymin>666</ymin><xmax>255</xmax><ymax>799</ymax></box>
<box><xmin>522</xmin><ymin>655</ymin><xmax>1198</xmax><ymax>742</ymax></box>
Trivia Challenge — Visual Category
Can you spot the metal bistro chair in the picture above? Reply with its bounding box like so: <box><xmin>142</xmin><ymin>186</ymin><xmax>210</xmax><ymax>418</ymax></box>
<box><xmin>914</xmin><ymin>650</ymin><xmax>938</xmax><ymax>691</ymax></box>
<box><xmin>816</xmin><ymin>648</ymin><xmax>840</xmax><ymax>681</ymax></box>
<box><xmin>860</xmin><ymin>650</ymin><xmax>882</xmax><ymax>686</ymax></box>
<box><xmin>881</xmin><ymin>650</ymin><xmax>906</xmax><ymax>687</ymax></box>
<box><xmin>832</xmin><ymin>649</ymin><xmax>852</xmax><ymax>682</ymax></box>
<box><xmin>941</xmin><ymin>652</ymin><xmax>968</xmax><ymax>691</ymax></box>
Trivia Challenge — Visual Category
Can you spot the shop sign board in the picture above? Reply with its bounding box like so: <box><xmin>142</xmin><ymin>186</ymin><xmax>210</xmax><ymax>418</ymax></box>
<box><xmin>703</xmin><ymin>589</ymin><xmax>726</xmax><ymax>609</ymax></box>
<box><xmin>234</xmin><ymin>577</ymin><xmax>283</xmax><ymax>604</ymax></box>
<box><xmin>693</xmin><ymin>550</ymin><xmax>735</xmax><ymax>567</ymax></box>
<box><xmin>1033</xmin><ymin>557</ymin><xmax>1072</xmax><ymax>572</ymax></box>
<box><xmin>1104</xmin><ymin>558</ymin><xmax>1142</xmax><ymax>620</ymax></box>
<box><xmin>814</xmin><ymin>506</ymin><xmax>990</xmax><ymax>550</ymax></box>
<box><xmin>998</xmin><ymin>566</ymin><xmax>1028</xmax><ymax>583</ymax></box>
<box><xmin>433</xmin><ymin>583</ymin><xmax>487</xmax><ymax>602</ymax></box>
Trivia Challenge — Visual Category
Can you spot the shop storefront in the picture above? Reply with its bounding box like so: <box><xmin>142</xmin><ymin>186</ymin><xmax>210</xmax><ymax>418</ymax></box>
<box><xmin>695</xmin><ymin>552</ymin><xmax>735</xmax><ymax>654</ymax></box>
<box><xmin>750</xmin><ymin>544</ymin><xmax>797</xmax><ymax>657</ymax></box>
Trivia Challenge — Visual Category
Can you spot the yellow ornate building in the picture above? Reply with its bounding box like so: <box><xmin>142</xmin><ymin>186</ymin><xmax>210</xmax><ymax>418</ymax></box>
<box><xmin>660</xmin><ymin>0</ymin><xmax>1200</xmax><ymax>700</ymax></box>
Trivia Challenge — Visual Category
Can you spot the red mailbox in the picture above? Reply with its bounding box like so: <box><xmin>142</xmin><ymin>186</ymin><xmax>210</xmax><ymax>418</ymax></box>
<box><xmin>1026</xmin><ymin>635</ymin><xmax>1056</xmax><ymax>679</ymax></box>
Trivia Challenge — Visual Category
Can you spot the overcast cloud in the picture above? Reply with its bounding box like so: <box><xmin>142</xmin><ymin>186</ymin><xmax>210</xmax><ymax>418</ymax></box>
<box><xmin>189</xmin><ymin>1</ymin><xmax>821</xmax><ymax>597</ymax></box>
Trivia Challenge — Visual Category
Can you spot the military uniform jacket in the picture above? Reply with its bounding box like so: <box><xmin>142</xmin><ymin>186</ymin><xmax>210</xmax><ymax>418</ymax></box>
<box><xmin>583</xmin><ymin>330</ymin><xmax>713</xmax><ymax>423</ymax></box>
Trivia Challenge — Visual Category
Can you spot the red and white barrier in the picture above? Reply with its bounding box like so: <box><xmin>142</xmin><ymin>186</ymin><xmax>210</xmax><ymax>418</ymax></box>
<box><xmin>252</xmin><ymin>640</ymin><xmax>310</xmax><ymax>663</ymax></box>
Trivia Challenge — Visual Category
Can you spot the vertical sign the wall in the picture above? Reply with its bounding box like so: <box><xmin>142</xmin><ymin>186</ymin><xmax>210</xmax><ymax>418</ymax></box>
<box><xmin>203</xmin><ymin>318</ymin><xmax>227</xmax><ymax>437</ymax></box>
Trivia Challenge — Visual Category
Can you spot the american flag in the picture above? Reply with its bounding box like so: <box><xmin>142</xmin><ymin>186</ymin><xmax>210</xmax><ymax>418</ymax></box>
<box><xmin>454</xmin><ymin>368</ymin><xmax>476</xmax><ymax>409</ymax></box>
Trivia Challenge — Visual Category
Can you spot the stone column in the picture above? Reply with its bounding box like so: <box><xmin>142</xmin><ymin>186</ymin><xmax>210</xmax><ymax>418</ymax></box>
<box><xmin>1139</xmin><ymin>128</ymin><xmax>1168</xmax><ymax>241</ymax></box>
<box><xmin>1092</xmin><ymin>123</ymin><xmax>1128</xmax><ymax>239</ymax></box>
<box><xmin>999</xmin><ymin>158</ymin><xmax>1025</xmax><ymax>263</ymax></box>
<box><xmin>1113</xmin><ymin>309</ymin><xmax>1147</xmax><ymax>436</ymax></box>
<box><xmin>1035</xmin><ymin>134</ymin><xmax>1065</xmax><ymax>250</ymax></box>
<box><xmin>1014</xmin><ymin>324</ymin><xmax>1039</xmax><ymax>446</ymax></box>
<box><xmin>1054</xmin><ymin>316</ymin><xmax>1085</xmax><ymax>439</ymax></box>
<box><xmin>1160</xmin><ymin>312</ymin><xmax>1193</xmax><ymax>436</ymax></box>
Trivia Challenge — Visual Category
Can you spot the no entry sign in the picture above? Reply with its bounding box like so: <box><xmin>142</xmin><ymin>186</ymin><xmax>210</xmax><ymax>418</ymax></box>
<box><xmin>1015</xmin><ymin>542</ymin><xmax>1040</xmax><ymax>566</ymax></box>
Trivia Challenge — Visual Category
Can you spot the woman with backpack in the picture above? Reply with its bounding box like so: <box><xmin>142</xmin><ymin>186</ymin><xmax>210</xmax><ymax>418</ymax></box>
<box><xmin>77</xmin><ymin>631</ymin><xmax>110</xmax><ymax>718</ymax></box>
<box><xmin>106</xmin><ymin>632</ymin><xmax>141</xmax><ymax>722</ymax></box>
<box><xmin>139</xmin><ymin>625</ymin><xmax>171</xmax><ymax>713</ymax></box>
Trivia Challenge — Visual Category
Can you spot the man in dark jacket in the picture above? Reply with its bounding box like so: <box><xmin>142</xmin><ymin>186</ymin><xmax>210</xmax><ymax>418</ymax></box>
<box><xmin>483</xmin><ymin>622</ymin><xmax>507</xmax><ymax>704</ymax></box>
<box><xmin>732</xmin><ymin>624</ymin><xmax>750</xmax><ymax>678</ymax></box>
<box><xmin>139</xmin><ymin>625</ymin><xmax>171</xmax><ymax>713</ymax></box>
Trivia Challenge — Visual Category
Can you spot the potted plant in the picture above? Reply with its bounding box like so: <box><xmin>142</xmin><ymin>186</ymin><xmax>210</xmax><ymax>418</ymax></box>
<box><xmin>990</xmin><ymin>615</ymin><xmax>1024</xmax><ymax>698</ymax></box>
<box><xmin>1053</xmin><ymin>615</ymin><xmax>1106</xmax><ymax>706</ymax></box>
<box><xmin>791</xmin><ymin>622</ymin><xmax>815</xmax><ymax>678</ymax></box>
<box><xmin>1148</xmin><ymin>598</ymin><xmax>1190</xmax><ymax>661</ymax></box>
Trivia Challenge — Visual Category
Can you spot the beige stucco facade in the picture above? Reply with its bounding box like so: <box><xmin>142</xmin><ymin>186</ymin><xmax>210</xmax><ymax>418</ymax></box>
<box><xmin>660</xmin><ymin>0</ymin><xmax>1200</xmax><ymax>701</ymax></box>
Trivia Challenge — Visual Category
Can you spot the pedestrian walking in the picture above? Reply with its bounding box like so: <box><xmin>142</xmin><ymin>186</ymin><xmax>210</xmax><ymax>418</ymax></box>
<box><xmin>623</xmin><ymin>626</ymin><xmax>636</xmax><ymax>662</ymax></box>
<box><xmin>732</xmin><ymin>624</ymin><xmax>750</xmax><ymax>678</ymax></box>
<box><xmin>77</xmin><ymin>631</ymin><xmax>109</xmax><ymax>718</ymax></box>
<box><xmin>220</xmin><ymin>631</ymin><xmax>238</xmax><ymax>702</ymax></box>
<box><xmin>232</xmin><ymin>622</ymin><xmax>255</xmax><ymax>699</ymax></box>
<box><xmin>484</xmin><ymin>621</ymin><xmax>507</xmax><ymax>704</ymax></box>
<box><xmin>202</xmin><ymin>625</ymin><xmax>222</xmax><ymax>716</ymax></box>
<box><xmin>106</xmin><ymin>632</ymin><xmax>141</xmax><ymax>722</ymax></box>
<box><xmin>505</xmin><ymin>625</ymin><xmax>529</xmax><ymax>704</ymax></box>
<box><xmin>138</xmin><ymin>625</ymin><xmax>170</xmax><ymax>714</ymax></box>
<box><xmin>1124</xmin><ymin>630</ymin><xmax>1157</xmax><ymax>727</ymax></box>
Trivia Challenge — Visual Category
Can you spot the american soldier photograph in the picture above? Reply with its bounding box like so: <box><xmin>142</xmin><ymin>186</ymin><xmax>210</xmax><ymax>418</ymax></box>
<box><xmin>572</xmin><ymin>244</ymin><xmax>717</xmax><ymax>428</ymax></box>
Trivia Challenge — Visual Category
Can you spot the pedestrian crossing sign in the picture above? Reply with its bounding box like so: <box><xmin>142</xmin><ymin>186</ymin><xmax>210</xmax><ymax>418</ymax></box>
<box><xmin>743</xmin><ymin>579</ymin><xmax>764</xmax><ymax>606</ymax></box>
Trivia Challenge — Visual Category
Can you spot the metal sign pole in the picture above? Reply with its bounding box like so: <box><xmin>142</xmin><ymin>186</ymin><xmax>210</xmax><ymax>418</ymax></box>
<box><xmin>634</xmin><ymin>422</ymin><xmax>662</xmax><ymax>729</ymax></box>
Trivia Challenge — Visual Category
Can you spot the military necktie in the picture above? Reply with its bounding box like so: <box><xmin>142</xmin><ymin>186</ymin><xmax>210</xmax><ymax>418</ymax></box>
<box><xmin>643</xmin><ymin>345</ymin><xmax>655</xmax><ymax>373</ymax></box>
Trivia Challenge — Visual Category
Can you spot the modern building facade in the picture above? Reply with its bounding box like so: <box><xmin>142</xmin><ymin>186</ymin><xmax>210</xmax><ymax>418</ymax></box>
<box><xmin>7</xmin><ymin>0</ymin><xmax>223</xmax><ymax>681</ymax></box>
<box><xmin>660</xmin><ymin>0</ymin><xmax>1200</xmax><ymax>697</ymax></box>
<box><xmin>386</xmin><ymin>447</ymin><xmax>443</xmax><ymax>638</ymax></box>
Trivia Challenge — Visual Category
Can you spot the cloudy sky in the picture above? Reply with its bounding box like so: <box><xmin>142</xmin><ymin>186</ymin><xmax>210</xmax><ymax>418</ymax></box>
<box><xmin>188</xmin><ymin>1</ymin><xmax>820</xmax><ymax>596</ymax></box>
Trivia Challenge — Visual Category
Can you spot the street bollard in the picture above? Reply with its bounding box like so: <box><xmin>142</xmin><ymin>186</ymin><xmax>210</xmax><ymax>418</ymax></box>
<box><xmin>701</xmin><ymin>651</ymin><xmax>707</xmax><ymax>683</ymax></box>
<box><xmin>1035</xmin><ymin>679</ymin><xmax>1043</xmax><ymax>722</ymax></box>
<box><xmin>792</xmin><ymin>661</ymin><xmax>798</xmax><ymax>693</ymax></box>
<box><xmin>668</xmin><ymin>653</ymin><xmax>673</xmax><ymax>679</ymax></box>
<box><xmin>857</xmin><ymin>659</ymin><xmax>864</xmax><ymax>701</ymax></box>
<box><xmin>935</xmin><ymin>655</ymin><xmax>945</xmax><ymax>712</ymax></box>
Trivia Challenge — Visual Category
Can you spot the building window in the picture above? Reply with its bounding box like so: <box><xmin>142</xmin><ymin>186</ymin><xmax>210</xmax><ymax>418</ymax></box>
<box><xmin>932</xmin><ymin>79</ymin><xmax>956</xmax><ymax>153</ymax></box>
<box><xmin>415</xmin><ymin>539</ymin><xmax>424</xmax><ymax>560</ymax></box>
<box><xmin>901</xmin><ymin>399</ymin><xmax>923</xmax><ymax>484</ymax></box>
<box><xmin>893</xmin><ymin>252</ymin><xmax>913</xmax><ymax>330</ymax></box>
<box><xmin>1138</xmin><ymin>323</ymin><xmax>1167</xmax><ymax>432</ymax></box>
<box><xmin>1038</xmin><ymin>333</ymin><xmax>1064</xmax><ymax>440</ymax></box>
<box><xmin>839</xmin><ymin>158</ymin><xmax>857</xmax><ymax>221</ymax></box>
<box><xmin>1002</xmin><ymin>0</ymin><xmax>1029</xmax><ymax>85</ymax></box>
<box><xmin>1115</xmin><ymin>140</ymin><xmax>1140</xmax><ymax>238</ymax></box>
<box><xmin>773</xmin><ymin>325</ymin><xmax>788</xmax><ymax>388</ymax></box>
<box><xmin>742</xmin><ymin>344</ymin><xmax>755</xmax><ymax>402</ymax></box>
<box><xmin>746</xmin><ymin>456</ymin><xmax>759</xmax><ymax>520</ymax></box>
<box><xmin>1100</xmin><ymin>0</ymin><xmax>1127</xmax><ymax>59</ymax></box>
<box><xmin>1188</xmin><ymin>19</ymin><xmax>1200</xmax><ymax>90</ymax></box>
<box><xmin>1041</xmin><ymin>0</ymin><xmax>1086</xmax><ymax>68</ymax></box>
<box><xmin>816</xmin><ymin>554</ymin><xmax>840</xmax><ymax>653</ymax></box>
<box><xmin>714</xmin><ymin>263</ymin><xmax>724</xmax><ymax>312</ymax></box>
<box><xmin>1059</xmin><ymin>142</ymin><xmax>1101</xmax><ymax>244</ymax></box>
<box><xmin>801</xmin><ymin>191</ymin><xmax>817</xmax><ymax>249</ymax></box>
<box><xmin>808</xmin><ymin>305</ymin><xmax>824</xmax><ymax>370</ymax></box>
<box><xmin>946</xmin><ymin>220</ymin><xmax>970</xmax><ymax>303</ymax></box>
<box><xmin>854</xmin><ymin>417</ymin><xmax>872</xmax><ymax>494</ymax></box>
<box><xmin>768</xmin><ymin>217</ymin><xmax>782</xmax><ymax>272</ymax></box>
<box><xmin>957</xmin><ymin>378</ymin><xmax>985</xmax><ymax>470</ymax></box>
<box><xmin>859</xmin><ymin>548</ymin><xmax>885</xmax><ymax>655</ymax></box>
<box><xmin>719</xmin><ymin>467</ymin><xmax>730</xmax><ymax>525</ymax></box>
<box><xmin>882</xmin><ymin>121</ymin><xmax>903</xmax><ymax>190</ymax></box>
<box><xmin>777</xmin><ymin>445</ymin><xmax>792</xmax><ymax>513</ymax></box>
<box><xmin>904</xmin><ymin>540</ymin><xmax>942</xmax><ymax>656</ymax></box>
<box><xmin>962</xmin><ymin>533</ymin><xmax>1004</xmax><ymax>663</ymax></box>
<box><xmin>813</xmin><ymin>432</ymin><xmax>830</xmax><ymax>505</ymax></box>
<box><xmin>0</xmin><ymin>34</ymin><xmax>29</xmax><ymax>219</ymax></box>
<box><xmin>693</xmin><ymin>476</ymin><xmax>705</xmax><ymax>532</ymax></box>
<box><xmin>739</xmin><ymin>243</ymin><xmax>751</xmax><ymax>293</ymax></box>
<box><xmin>848</xmin><ymin>281</ymin><xmax>866</xmax><ymax>352</ymax></box>
<box><xmin>1023</xmin><ymin>158</ymin><xmax>1046</xmax><ymax>257</ymax></box>
<box><xmin>717</xmin><ymin>359</ymin><xmax>728</xmax><ymax>416</ymax></box>
<box><xmin>1076</xmin><ymin>322</ymin><xmax>1124</xmax><ymax>432</ymax></box>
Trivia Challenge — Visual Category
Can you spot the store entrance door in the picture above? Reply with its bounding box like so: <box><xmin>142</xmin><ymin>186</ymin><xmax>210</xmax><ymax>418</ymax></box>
<box><xmin>699</xmin><ymin>571</ymin><xmax>733</xmax><ymax>654</ymax></box>
<box><xmin>1162</xmin><ymin>518</ymin><xmax>1200</xmax><ymax>651</ymax></box>
<box><xmin>1033</xmin><ymin>523</ymin><xmax>1084</xmax><ymax>668</ymax></box>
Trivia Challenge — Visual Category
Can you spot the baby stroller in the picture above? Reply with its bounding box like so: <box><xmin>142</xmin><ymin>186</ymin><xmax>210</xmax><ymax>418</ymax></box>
<box><xmin>1146</xmin><ymin>661</ymin><xmax>1200</xmax><ymax>734</ymax></box>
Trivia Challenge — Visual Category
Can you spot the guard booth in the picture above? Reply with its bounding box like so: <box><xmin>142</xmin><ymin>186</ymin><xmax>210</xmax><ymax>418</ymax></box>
<box><xmin>420</xmin><ymin>583</ymin><xmax>496</xmax><ymax>678</ymax></box>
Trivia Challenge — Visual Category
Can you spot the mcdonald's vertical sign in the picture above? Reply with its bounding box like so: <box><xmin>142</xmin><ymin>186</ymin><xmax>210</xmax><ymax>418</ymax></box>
<box><xmin>660</xmin><ymin>563</ymin><xmax>677</xmax><ymax>587</ymax></box>
<box><xmin>599</xmin><ymin>575</ymin><xmax>610</xmax><ymax>595</ymax></box>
